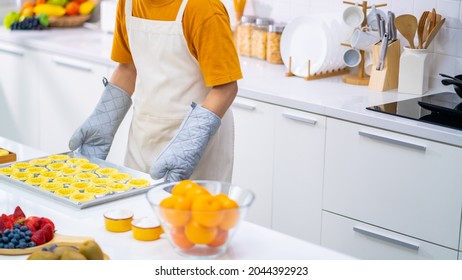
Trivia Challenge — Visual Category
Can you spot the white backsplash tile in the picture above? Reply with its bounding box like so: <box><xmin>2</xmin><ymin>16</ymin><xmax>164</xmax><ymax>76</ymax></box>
<box><xmin>437</xmin><ymin>0</ymin><xmax>461</xmax><ymax>28</ymax></box>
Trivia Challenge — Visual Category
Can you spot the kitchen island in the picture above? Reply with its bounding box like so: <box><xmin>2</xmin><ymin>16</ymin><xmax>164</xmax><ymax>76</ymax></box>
<box><xmin>0</xmin><ymin>136</ymin><xmax>353</xmax><ymax>260</ymax></box>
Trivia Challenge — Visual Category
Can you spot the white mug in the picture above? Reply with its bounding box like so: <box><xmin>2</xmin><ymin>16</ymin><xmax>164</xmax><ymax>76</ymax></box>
<box><xmin>349</xmin><ymin>27</ymin><xmax>379</xmax><ymax>52</ymax></box>
<box><xmin>366</xmin><ymin>5</ymin><xmax>387</xmax><ymax>31</ymax></box>
<box><xmin>343</xmin><ymin>48</ymin><xmax>361</xmax><ymax>68</ymax></box>
<box><xmin>342</xmin><ymin>6</ymin><xmax>364</xmax><ymax>28</ymax></box>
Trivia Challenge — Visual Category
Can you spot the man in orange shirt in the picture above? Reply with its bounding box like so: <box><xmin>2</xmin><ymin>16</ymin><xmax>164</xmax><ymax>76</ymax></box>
<box><xmin>69</xmin><ymin>0</ymin><xmax>242</xmax><ymax>182</ymax></box>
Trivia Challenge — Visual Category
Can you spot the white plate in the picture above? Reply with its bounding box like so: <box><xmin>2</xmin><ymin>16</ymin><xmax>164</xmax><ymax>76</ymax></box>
<box><xmin>280</xmin><ymin>16</ymin><xmax>329</xmax><ymax>77</ymax></box>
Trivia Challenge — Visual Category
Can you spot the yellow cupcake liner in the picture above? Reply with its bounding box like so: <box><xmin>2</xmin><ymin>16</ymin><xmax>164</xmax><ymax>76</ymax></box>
<box><xmin>66</xmin><ymin>157</ymin><xmax>89</xmax><ymax>167</ymax></box>
<box><xmin>39</xmin><ymin>182</ymin><xmax>63</xmax><ymax>192</ymax></box>
<box><xmin>109</xmin><ymin>173</ymin><xmax>132</xmax><ymax>183</ymax></box>
<box><xmin>75</xmin><ymin>172</ymin><xmax>98</xmax><ymax>181</ymax></box>
<box><xmin>29</xmin><ymin>158</ymin><xmax>52</xmax><ymax>166</ymax></box>
<box><xmin>53</xmin><ymin>176</ymin><xmax>76</xmax><ymax>185</ymax></box>
<box><xmin>0</xmin><ymin>167</ymin><xmax>18</xmax><ymax>176</ymax></box>
<box><xmin>96</xmin><ymin>167</ymin><xmax>118</xmax><ymax>177</ymax></box>
<box><xmin>48</xmin><ymin>154</ymin><xmax>70</xmax><ymax>162</ymax></box>
<box><xmin>69</xmin><ymin>192</ymin><xmax>95</xmax><ymax>203</ymax></box>
<box><xmin>11</xmin><ymin>162</ymin><xmax>32</xmax><ymax>171</ymax></box>
<box><xmin>128</xmin><ymin>178</ymin><xmax>151</xmax><ymax>188</ymax></box>
<box><xmin>11</xmin><ymin>172</ymin><xmax>33</xmax><ymax>181</ymax></box>
<box><xmin>55</xmin><ymin>187</ymin><xmax>77</xmax><ymax>197</ymax></box>
<box><xmin>79</xmin><ymin>163</ymin><xmax>100</xmax><ymax>172</ymax></box>
<box><xmin>107</xmin><ymin>182</ymin><xmax>131</xmax><ymax>193</ymax></box>
<box><xmin>25</xmin><ymin>177</ymin><xmax>48</xmax><ymax>186</ymax></box>
<box><xmin>25</xmin><ymin>166</ymin><xmax>47</xmax><ymax>176</ymax></box>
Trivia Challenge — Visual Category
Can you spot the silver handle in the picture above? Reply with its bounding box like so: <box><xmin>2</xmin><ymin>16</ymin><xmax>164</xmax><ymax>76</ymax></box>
<box><xmin>0</xmin><ymin>47</ymin><xmax>24</xmax><ymax>57</ymax></box>
<box><xmin>52</xmin><ymin>57</ymin><xmax>93</xmax><ymax>72</ymax></box>
<box><xmin>353</xmin><ymin>226</ymin><xmax>420</xmax><ymax>251</ymax></box>
<box><xmin>358</xmin><ymin>130</ymin><xmax>426</xmax><ymax>151</ymax></box>
<box><xmin>282</xmin><ymin>112</ymin><xmax>317</xmax><ymax>125</ymax></box>
<box><xmin>232</xmin><ymin>101</ymin><xmax>256</xmax><ymax>111</ymax></box>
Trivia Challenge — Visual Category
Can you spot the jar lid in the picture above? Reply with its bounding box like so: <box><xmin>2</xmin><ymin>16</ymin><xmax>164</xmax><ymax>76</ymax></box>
<box><xmin>240</xmin><ymin>15</ymin><xmax>257</xmax><ymax>24</ymax></box>
<box><xmin>255</xmin><ymin>17</ymin><xmax>274</xmax><ymax>26</ymax></box>
<box><xmin>268</xmin><ymin>23</ymin><xmax>286</xmax><ymax>33</ymax></box>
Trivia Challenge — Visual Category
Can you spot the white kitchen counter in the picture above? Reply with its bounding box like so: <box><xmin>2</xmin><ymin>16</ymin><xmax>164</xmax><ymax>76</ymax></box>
<box><xmin>0</xmin><ymin>136</ymin><xmax>353</xmax><ymax>260</ymax></box>
<box><xmin>0</xmin><ymin>27</ymin><xmax>461</xmax><ymax>147</ymax></box>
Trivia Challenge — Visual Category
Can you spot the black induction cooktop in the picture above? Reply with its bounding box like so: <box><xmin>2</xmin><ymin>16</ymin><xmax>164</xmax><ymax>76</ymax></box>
<box><xmin>366</xmin><ymin>92</ymin><xmax>462</xmax><ymax>131</ymax></box>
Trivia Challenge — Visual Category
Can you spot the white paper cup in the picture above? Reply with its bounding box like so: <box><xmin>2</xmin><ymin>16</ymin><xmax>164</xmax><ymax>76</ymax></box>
<box><xmin>342</xmin><ymin>6</ymin><xmax>364</xmax><ymax>28</ymax></box>
<box><xmin>349</xmin><ymin>27</ymin><xmax>379</xmax><ymax>52</ymax></box>
<box><xmin>343</xmin><ymin>48</ymin><xmax>361</xmax><ymax>68</ymax></box>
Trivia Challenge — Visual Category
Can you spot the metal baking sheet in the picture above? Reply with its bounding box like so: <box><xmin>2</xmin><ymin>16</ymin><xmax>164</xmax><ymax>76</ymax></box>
<box><xmin>0</xmin><ymin>151</ymin><xmax>164</xmax><ymax>209</ymax></box>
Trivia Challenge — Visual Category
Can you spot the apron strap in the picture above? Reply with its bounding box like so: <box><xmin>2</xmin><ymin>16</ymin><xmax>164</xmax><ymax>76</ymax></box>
<box><xmin>175</xmin><ymin>0</ymin><xmax>189</xmax><ymax>22</ymax></box>
<box><xmin>125</xmin><ymin>0</ymin><xmax>133</xmax><ymax>18</ymax></box>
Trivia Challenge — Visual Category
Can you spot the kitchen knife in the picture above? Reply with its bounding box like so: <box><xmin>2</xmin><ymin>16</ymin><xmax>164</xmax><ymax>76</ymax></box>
<box><xmin>376</xmin><ymin>14</ymin><xmax>383</xmax><ymax>37</ymax></box>
<box><xmin>378</xmin><ymin>16</ymin><xmax>386</xmax><ymax>39</ymax></box>
<box><xmin>376</xmin><ymin>32</ymin><xmax>389</xmax><ymax>71</ymax></box>
<box><xmin>388</xmin><ymin>11</ymin><xmax>397</xmax><ymax>40</ymax></box>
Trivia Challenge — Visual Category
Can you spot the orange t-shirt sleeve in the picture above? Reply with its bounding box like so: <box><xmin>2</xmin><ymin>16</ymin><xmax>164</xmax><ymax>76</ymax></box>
<box><xmin>110</xmin><ymin>0</ymin><xmax>242</xmax><ymax>87</ymax></box>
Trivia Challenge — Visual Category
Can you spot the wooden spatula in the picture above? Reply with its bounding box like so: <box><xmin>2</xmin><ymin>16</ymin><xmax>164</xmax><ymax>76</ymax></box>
<box><xmin>423</xmin><ymin>17</ymin><xmax>445</xmax><ymax>49</ymax></box>
<box><xmin>417</xmin><ymin>11</ymin><xmax>429</xmax><ymax>49</ymax></box>
<box><xmin>394</xmin><ymin>14</ymin><xmax>418</xmax><ymax>48</ymax></box>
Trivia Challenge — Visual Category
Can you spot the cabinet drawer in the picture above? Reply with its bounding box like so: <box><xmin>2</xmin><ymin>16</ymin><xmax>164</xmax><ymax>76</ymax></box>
<box><xmin>323</xmin><ymin>118</ymin><xmax>462</xmax><ymax>249</ymax></box>
<box><xmin>321</xmin><ymin>211</ymin><xmax>458</xmax><ymax>260</ymax></box>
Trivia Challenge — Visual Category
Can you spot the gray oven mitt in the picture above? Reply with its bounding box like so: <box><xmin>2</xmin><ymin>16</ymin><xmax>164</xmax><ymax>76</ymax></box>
<box><xmin>150</xmin><ymin>102</ymin><xmax>221</xmax><ymax>182</ymax></box>
<box><xmin>68</xmin><ymin>78</ymin><xmax>132</xmax><ymax>160</ymax></box>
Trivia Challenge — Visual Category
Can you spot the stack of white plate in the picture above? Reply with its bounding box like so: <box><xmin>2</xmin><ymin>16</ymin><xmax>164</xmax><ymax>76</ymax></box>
<box><xmin>280</xmin><ymin>13</ymin><xmax>353</xmax><ymax>77</ymax></box>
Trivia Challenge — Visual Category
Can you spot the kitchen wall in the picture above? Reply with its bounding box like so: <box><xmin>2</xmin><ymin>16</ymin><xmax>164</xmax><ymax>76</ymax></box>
<box><xmin>222</xmin><ymin>0</ymin><xmax>462</xmax><ymax>85</ymax></box>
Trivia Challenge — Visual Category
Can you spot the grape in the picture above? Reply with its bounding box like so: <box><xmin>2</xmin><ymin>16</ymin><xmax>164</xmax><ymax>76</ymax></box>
<box><xmin>9</xmin><ymin>16</ymin><xmax>48</xmax><ymax>31</ymax></box>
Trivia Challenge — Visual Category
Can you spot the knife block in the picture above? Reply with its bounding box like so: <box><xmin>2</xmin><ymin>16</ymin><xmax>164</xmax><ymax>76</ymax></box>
<box><xmin>368</xmin><ymin>39</ymin><xmax>401</xmax><ymax>92</ymax></box>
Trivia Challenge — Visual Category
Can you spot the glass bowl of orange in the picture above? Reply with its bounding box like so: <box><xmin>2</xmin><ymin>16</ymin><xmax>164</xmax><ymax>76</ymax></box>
<box><xmin>146</xmin><ymin>180</ymin><xmax>255</xmax><ymax>259</ymax></box>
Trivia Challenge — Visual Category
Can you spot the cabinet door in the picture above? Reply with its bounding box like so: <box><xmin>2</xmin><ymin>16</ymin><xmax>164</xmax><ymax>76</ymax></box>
<box><xmin>37</xmin><ymin>53</ymin><xmax>107</xmax><ymax>154</ymax></box>
<box><xmin>272</xmin><ymin>107</ymin><xmax>326</xmax><ymax>244</ymax></box>
<box><xmin>321</xmin><ymin>211</ymin><xmax>458</xmax><ymax>260</ymax></box>
<box><xmin>0</xmin><ymin>43</ymin><xmax>40</xmax><ymax>147</ymax></box>
<box><xmin>231</xmin><ymin>96</ymin><xmax>274</xmax><ymax>228</ymax></box>
<box><xmin>323</xmin><ymin>118</ymin><xmax>462</xmax><ymax>250</ymax></box>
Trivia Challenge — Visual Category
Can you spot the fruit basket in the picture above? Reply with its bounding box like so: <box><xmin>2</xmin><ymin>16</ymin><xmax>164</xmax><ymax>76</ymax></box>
<box><xmin>0</xmin><ymin>151</ymin><xmax>163</xmax><ymax>209</ymax></box>
<box><xmin>0</xmin><ymin>148</ymin><xmax>16</xmax><ymax>164</ymax></box>
<box><xmin>49</xmin><ymin>14</ymin><xmax>91</xmax><ymax>28</ymax></box>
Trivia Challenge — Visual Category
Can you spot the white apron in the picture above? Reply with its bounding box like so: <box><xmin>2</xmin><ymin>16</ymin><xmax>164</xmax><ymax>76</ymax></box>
<box><xmin>123</xmin><ymin>0</ymin><xmax>234</xmax><ymax>182</ymax></box>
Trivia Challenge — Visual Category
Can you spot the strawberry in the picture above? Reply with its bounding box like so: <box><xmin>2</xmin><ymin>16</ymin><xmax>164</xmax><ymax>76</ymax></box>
<box><xmin>12</xmin><ymin>206</ymin><xmax>26</xmax><ymax>224</ymax></box>
<box><xmin>41</xmin><ymin>223</ymin><xmax>54</xmax><ymax>242</ymax></box>
<box><xmin>24</xmin><ymin>216</ymin><xmax>41</xmax><ymax>233</ymax></box>
<box><xmin>39</xmin><ymin>217</ymin><xmax>55</xmax><ymax>232</ymax></box>
<box><xmin>0</xmin><ymin>214</ymin><xmax>13</xmax><ymax>232</ymax></box>
<box><xmin>31</xmin><ymin>229</ymin><xmax>47</xmax><ymax>246</ymax></box>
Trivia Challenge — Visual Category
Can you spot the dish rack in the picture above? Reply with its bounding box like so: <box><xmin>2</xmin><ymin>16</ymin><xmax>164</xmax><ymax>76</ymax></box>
<box><xmin>285</xmin><ymin>57</ymin><xmax>349</xmax><ymax>80</ymax></box>
<box><xmin>341</xmin><ymin>0</ymin><xmax>387</xmax><ymax>86</ymax></box>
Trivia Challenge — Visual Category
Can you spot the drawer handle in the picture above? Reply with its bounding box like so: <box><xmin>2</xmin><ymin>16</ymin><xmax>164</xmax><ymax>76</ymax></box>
<box><xmin>353</xmin><ymin>226</ymin><xmax>420</xmax><ymax>251</ymax></box>
<box><xmin>282</xmin><ymin>112</ymin><xmax>317</xmax><ymax>125</ymax></box>
<box><xmin>232</xmin><ymin>101</ymin><xmax>256</xmax><ymax>111</ymax></box>
<box><xmin>358</xmin><ymin>131</ymin><xmax>426</xmax><ymax>151</ymax></box>
<box><xmin>0</xmin><ymin>48</ymin><xmax>24</xmax><ymax>57</ymax></box>
<box><xmin>52</xmin><ymin>57</ymin><xmax>93</xmax><ymax>72</ymax></box>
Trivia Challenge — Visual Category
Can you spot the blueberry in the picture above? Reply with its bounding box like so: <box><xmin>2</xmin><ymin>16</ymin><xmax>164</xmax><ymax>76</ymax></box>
<box><xmin>0</xmin><ymin>243</ymin><xmax>3</xmax><ymax>248</ymax></box>
<box><xmin>19</xmin><ymin>232</ymin><xmax>25</xmax><ymax>238</ymax></box>
<box><xmin>11</xmin><ymin>238</ymin><xmax>18</xmax><ymax>245</ymax></box>
<box><xmin>2</xmin><ymin>236</ymin><xmax>8</xmax><ymax>243</ymax></box>
<box><xmin>13</xmin><ymin>223</ymin><xmax>20</xmax><ymax>229</ymax></box>
<box><xmin>25</xmin><ymin>236</ymin><xmax>30</xmax><ymax>242</ymax></box>
<box><xmin>25</xmin><ymin>230</ymin><xmax>32</xmax><ymax>236</ymax></box>
<box><xmin>29</xmin><ymin>241</ymin><xmax>36</xmax><ymax>247</ymax></box>
<box><xmin>7</xmin><ymin>232</ymin><xmax>14</xmax><ymax>239</ymax></box>
<box><xmin>4</xmin><ymin>229</ymin><xmax>10</xmax><ymax>235</ymax></box>
<box><xmin>16</xmin><ymin>243</ymin><xmax>26</xmax><ymax>249</ymax></box>
<box><xmin>20</xmin><ymin>226</ymin><xmax>28</xmax><ymax>232</ymax></box>
<box><xmin>13</xmin><ymin>234</ymin><xmax>20</xmax><ymax>240</ymax></box>
<box><xmin>7</xmin><ymin>242</ymin><xmax>14</xmax><ymax>249</ymax></box>
<box><xmin>49</xmin><ymin>244</ymin><xmax>58</xmax><ymax>252</ymax></box>
<box><xmin>41</xmin><ymin>247</ymin><xmax>48</xmax><ymax>251</ymax></box>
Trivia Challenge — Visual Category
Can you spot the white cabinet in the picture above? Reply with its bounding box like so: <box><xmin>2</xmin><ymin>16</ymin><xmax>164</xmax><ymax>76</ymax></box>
<box><xmin>0</xmin><ymin>42</ymin><xmax>40</xmax><ymax>148</ymax></box>
<box><xmin>232</xmin><ymin>96</ymin><xmax>274</xmax><ymax>228</ymax></box>
<box><xmin>232</xmin><ymin>96</ymin><xmax>326</xmax><ymax>244</ymax></box>
<box><xmin>322</xmin><ymin>118</ymin><xmax>462</xmax><ymax>256</ymax></box>
<box><xmin>36</xmin><ymin>53</ymin><xmax>108</xmax><ymax>155</ymax></box>
<box><xmin>322</xmin><ymin>211</ymin><xmax>458</xmax><ymax>260</ymax></box>
<box><xmin>272</xmin><ymin>107</ymin><xmax>325</xmax><ymax>244</ymax></box>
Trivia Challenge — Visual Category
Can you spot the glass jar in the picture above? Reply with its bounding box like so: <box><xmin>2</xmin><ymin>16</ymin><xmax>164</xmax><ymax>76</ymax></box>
<box><xmin>266</xmin><ymin>23</ymin><xmax>285</xmax><ymax>64</ymax></box>
<box><xmin>250</xmin><ymin>17</ymin><xmax>273</xmax><ymax>60</ymax></box>
<box><xmin>236</xmin><ymin>15</ymin><xmax>257</xmax><ymax>57</ymax></box>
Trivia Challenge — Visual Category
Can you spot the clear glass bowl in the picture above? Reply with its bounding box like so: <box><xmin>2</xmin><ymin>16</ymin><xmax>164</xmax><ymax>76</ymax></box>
<box><xmin>145</xmin><ymin>180</ymin><xmax>255</xmax><ymax>259</ymax></box>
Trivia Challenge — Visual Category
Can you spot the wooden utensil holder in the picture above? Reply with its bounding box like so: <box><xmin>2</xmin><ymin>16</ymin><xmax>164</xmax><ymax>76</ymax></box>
<box><xmin>368</xmin><ymin>39</ymin><xmax>401</xmax><ymax>91</ymax></box>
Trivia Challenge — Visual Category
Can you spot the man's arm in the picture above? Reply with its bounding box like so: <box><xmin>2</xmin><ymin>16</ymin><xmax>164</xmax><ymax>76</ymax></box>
<box><xmin>202</xmin><ymin>81</ymin><xmax>238</xmax><ymax>118</ymax></box>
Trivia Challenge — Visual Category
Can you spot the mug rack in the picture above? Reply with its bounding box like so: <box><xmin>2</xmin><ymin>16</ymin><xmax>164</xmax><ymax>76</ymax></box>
<box><xmin>341</xmin><ymin>0</ymin><xmax>387</xmax><ymax>86</ymax></box>
<box><xmin>285</xmin><ymin>57</ymin><xmax>349</xmax><ymax>80</ymax></box>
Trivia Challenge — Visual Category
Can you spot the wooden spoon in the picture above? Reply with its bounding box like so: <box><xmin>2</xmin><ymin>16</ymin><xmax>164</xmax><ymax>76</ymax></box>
<box><xmin>394</xmin><ymin>14</ymin><xmax>418</xmax><ymax>48</ymax></box>
<box><xmin>423</xmin><ymin>17</ymin><xmax>445</xmax><ymax>49</ymax></box>
<box><xmin>417</xmin><ymin>11</ymin><xmax>429</xmax><ymax>49</ymax></box>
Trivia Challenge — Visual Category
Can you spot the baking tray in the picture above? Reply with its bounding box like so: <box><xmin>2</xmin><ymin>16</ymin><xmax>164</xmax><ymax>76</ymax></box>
<box><xmin>0</xmin><ymin>151</ymin><xmax>163</xmax><ymax>209</ymax></box>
